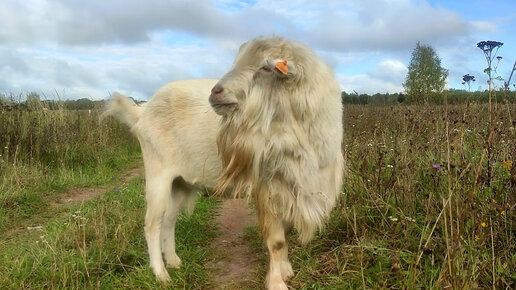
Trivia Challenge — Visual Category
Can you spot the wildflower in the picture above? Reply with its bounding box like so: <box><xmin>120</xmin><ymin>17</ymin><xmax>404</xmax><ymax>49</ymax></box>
<box><xmin>115</xmin><ymin>189</ymin><xmax>120</xmax><ymax>193</ymax></box>
<box><xmin>405</xmin><ymin>216</ymin><xmax>416</xmax><ymax>222</ymax></box>
<box><xmin>432</xmin><ymin>164</ymin><xmax>441</xmax><ymax>170</ymax></box>
<box><xmin>481</xmin><ymin>222</ymin><xmax>488</xmax><ymax>228</ymax></box>
<box><xmin>500</xmin><ymin>210</ymin><xmax>505</xmax><ymax>216</ymax></box>
<box><xmin>389</xmin><ymin>216</ymin><xmax>398</xmax><ymax>222</ymax></box>
<box><xmin>503</xmin><ymin>160</ymin><xmax>513</xmax><ymax>171</ymax></box>
<box><xmin>387</xmin><ymin>164</ymin><xmax>394</xmax><ymax>168</ymax></box>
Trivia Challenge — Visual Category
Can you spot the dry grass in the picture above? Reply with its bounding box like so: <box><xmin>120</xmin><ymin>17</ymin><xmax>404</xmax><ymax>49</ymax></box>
<box><xmin>0</xmin><ymin>102</ymin><xmax>140</xmax><ymax>232</ymax></box>
<box><xmin>2</xmin><ymin>98</ymin><xmax>515</xmax><ymax>288</ymax></box>
<box><xmin>246</xmin><ymin>102</ymin><xmax>515</xmax><ymax>289</ymax></box>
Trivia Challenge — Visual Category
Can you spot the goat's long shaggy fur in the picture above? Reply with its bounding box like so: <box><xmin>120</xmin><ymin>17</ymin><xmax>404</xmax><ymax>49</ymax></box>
<box><xmin>214</xmin><ymin>36</ymin><xmax>344</xmax><ymax>244</ymax></box>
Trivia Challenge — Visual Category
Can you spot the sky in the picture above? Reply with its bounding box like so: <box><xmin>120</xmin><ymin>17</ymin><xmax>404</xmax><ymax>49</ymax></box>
<box><xmin>0</xmin><ymin>0</ymin><xmax>515</xmax><ymax>100</ymax></box>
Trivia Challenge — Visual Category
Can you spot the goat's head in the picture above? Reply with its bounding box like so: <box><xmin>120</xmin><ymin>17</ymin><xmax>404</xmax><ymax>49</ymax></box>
<box><xmin>209</xmin><ymin>36</ymin><xmax>300</xmax><ymax>116</ymax></box>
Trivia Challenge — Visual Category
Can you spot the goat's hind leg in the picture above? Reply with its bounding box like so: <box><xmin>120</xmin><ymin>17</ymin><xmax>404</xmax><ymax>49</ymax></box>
<box><xmin>161</xmin><ymin>177</ymin><xmax>197</xmax><ymax>269</ymax></box>
<box><xmin>144</xmin><ymin>171</ymin><xmax>173</xmax><ymax>282</ymax></box>
<box><xmin>161</xmin><ymin>190</ymin><xmax>182</xmax><ymax>269</ymax></box>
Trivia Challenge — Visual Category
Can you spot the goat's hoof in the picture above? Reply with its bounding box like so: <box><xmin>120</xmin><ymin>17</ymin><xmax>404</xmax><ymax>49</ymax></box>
<box><xmin>165</xmin><ymin>254</ymin><xmax>182</xmax><ymax>269</ymax></box>
<box><xmin>267</xmin><ymin>281</ymin><xmax>289</xmax><ymax>290</ymax></box>
<box><xmin>267</xmin><ymin>274</ymin><xmax>289</xmax><ymax>290</ymax></box>
<box><xmin>153</xmin><ymin>267</ymin><xmax>171</xmax><ymax>283</ymax></box>
<box><xmin>280</xmin><ymin>261</ymin><xmax>294</xmax><ymax>281</ymax></box>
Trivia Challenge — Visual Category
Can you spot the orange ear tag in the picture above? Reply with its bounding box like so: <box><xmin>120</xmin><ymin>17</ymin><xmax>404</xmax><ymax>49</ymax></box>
<box><xmin>275</xmin><ymin>60</ymin><xmax>288</xmax><ymax>74</ymax></box>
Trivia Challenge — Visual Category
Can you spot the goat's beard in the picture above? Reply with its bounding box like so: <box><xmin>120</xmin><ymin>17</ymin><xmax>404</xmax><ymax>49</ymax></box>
<box><xmin>215</xmin><ymin>85</ymin><xmax>277</xmax><ymax>198</ymax></box>
<box><xmin>215</xmin><ymin>111</ymin><xmax>255</xmax><ymax>198</ymax></box>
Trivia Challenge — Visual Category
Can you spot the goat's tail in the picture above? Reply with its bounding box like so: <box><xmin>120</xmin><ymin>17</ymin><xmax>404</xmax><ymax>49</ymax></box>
<box><xmin>102</xmin><ymin>92</ymin><xmax>143</xmax><ymax>128</ymax></box>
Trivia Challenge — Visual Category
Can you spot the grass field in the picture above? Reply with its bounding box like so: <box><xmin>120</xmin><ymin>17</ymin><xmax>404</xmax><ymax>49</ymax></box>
<box><xmin>1</xmin><ymin>102</ymin><xmax>515</xmax><ymax>289</ymax></box>
<box><xmin>0</xmin><ymin>106</ymin><xmax>141</xmax><ymax>233</ymax></box>
<box><xmin>261</xmin><ymin>103</ymin><xmax>515</xmax><ymax>289</ymax></box>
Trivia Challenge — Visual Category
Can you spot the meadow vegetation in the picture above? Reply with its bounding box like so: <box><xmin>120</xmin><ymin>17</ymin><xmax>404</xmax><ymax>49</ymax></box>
<box><xmin>246</xmin><ymin>102</ymin><xmax>515</xmax><ymax>289</ymax></box>
<box><xmin>1</xmin><ymin>95</ymin><xmax>515</xmax><ymax>289</ymax></box>
<box><xmin>0</xmin><ymin>98</ymin><xmax>141</xmax><ymax>231</ymax></box>
<box><xmin>1</xmin><ymin>97</ymin><xmax>219</xmax><ymax>289</ymax></box>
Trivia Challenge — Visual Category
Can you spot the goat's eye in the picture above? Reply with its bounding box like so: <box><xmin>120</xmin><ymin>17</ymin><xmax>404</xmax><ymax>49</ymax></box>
<box><xmin>260</xmin><ymin>66</ymin><xmax>272</xmax><ymax>73</ymax></box>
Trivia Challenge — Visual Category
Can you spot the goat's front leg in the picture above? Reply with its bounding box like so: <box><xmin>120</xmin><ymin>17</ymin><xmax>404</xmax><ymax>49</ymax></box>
<box><xmin>262</xmin><ymin>213</ymin><xmax>290</xmax><ymax>290</ymax></box>
<box><xmin>279</xmin><ymin>223</ymin><xmax>294</xmax><ymax>281</ymax></box>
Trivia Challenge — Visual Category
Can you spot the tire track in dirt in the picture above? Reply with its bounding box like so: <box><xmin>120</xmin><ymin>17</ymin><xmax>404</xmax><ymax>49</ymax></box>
<box><xmin>6</xmin><ymin>166</ymin><xmax>144</xmax><ymax>237</ymax></box>
<box><xmin>50</xmin><ymin>167</ymin><xmax>143</xmax><ymax>206</ymax></box>
<box><xmin>207</xmin><ymin>198</ymin><xmax>260</xmax><ymax>289</ymax></box>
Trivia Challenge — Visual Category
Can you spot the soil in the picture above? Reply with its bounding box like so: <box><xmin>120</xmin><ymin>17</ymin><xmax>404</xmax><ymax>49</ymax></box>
<box><xmin>208</xmin><ymin>198</ymin><xmax>259</xmax><ymax>289</ymax></box>
<box><xmin>51</xmin><ymin>167</ymin><xmax>143</xmax><ymax>206</ymax></box>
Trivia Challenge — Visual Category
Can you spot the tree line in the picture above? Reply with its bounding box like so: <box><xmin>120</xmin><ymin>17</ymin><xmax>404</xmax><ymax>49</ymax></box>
<box><xmin>0</xmin><ymin>93</ymin><xmax>144</xmax><ymax>111</ymax></box>
<box><xmin>2</xmin><ymin>90</ymin><xmax>515</xmax><ymax>110</ymax></box>
<box><xmin>341</xmin><ymin>89</ymin><xmax>516</xmax><ymax>105</ymax></box>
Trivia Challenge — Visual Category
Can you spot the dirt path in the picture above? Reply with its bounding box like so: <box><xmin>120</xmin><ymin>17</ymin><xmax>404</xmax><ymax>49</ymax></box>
<box><xmin>5</xmin><ymin>166</ymin><xmax>144</xmax><ymax>238</ymax></box>
<box><xmin>51</xmin><ymin>167</ymin><xmax>143</xmax><ymax>206</ymax></box>
<box><xmin>208</xmin><ymin>198</ymin><xmax>259</xmax><ymax>289</ymax></box>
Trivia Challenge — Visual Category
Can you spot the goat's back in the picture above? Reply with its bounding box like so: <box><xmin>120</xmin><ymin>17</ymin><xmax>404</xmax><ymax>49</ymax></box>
<box><xmin>134</xmin><ymin>79</ymin><xmax>222</xmax><ymax>189</ymax></box>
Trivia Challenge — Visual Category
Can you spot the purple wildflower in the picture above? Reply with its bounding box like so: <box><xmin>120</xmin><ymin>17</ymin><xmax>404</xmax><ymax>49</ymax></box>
<box><xmin>115</xmin><ymin>189</ymin><xmax>120</xmax><ymax>193</ymax></box>
<box><xmin>432</xmin><ymin>164</ymin><xmax>441</xmax><ymax>170</ymax></box>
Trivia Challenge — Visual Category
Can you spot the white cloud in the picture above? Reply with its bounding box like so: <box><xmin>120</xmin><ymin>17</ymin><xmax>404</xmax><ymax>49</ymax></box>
<box><xmin>0</xmin><ymin>0</ymin><xmax>513</xmax><ymax>98</ymax></box>
<box><xmin>369</xmin><ymin>59</ymin><xmax>408</xmax><ymax>84</ymax></box>
<box><xmin>0</xmin><ymin>0</ymin><xmax>488</xmax><ymax>51</ymax></box>
<box><xmin>470</xmin><ymin>21</ymin><xmax>498</xmax><ymax>33</ymax></box>
<box><xmin>0</xmin><ymin>40</ymin><xmax>236</xmax><ymax>99</ymax></box>
<box><xmin>338</xmin><ymin>59</ymin><xmax>407</xmax><ymax>94</ymax></box>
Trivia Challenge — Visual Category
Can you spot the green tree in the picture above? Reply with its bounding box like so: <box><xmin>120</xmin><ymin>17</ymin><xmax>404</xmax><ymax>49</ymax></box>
<box><xmin>403</xmin><ymin>42</ymin><xmax>448</xmax><ymax>103</ymax></box>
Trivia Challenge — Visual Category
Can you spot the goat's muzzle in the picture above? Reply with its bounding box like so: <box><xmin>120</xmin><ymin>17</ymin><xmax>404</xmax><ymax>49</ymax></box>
<box><xmin>209</xmin><ymin>84</ymin><xmax>237</xmax><ymax>115</ymax></box>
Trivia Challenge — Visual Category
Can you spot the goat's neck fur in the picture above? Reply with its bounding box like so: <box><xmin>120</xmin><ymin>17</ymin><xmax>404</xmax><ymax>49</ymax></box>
<box><xmin>217</xmin><ymin>75</ymin><xmax>342</xmax><ymax>243</ymax></box>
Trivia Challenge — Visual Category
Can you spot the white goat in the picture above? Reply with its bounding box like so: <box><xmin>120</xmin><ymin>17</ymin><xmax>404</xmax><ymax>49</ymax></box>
<box><xmin>104</xmin><ymin>36</ymin><xmax>343</xmax><ymax>290</ymax></box>
<box><xmin>210</xmin><ymin>36</ymin><xmax>344</xmax><ymax>290</ymax></box>
<box><xmin>104</xmin><ymin>79</ymin><xmax>222</xmax><ymax>282</ymax></box>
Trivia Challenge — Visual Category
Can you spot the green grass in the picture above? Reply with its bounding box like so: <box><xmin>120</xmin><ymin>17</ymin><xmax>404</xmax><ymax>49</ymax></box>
<box><xmin>0</xmin><ymin>177</ymin><xmax>218</xmax><ymax>289</ymax></box>
<box><xmin>1</xmin><ymin>101</ymin><xmax>515</xmax><ymax>289</ymax></box>
<box><xmin>0</xmin><ymin>106</ymin><xmax>141</xmax><ymax>233</ymax></box>
<box><xmin>0</xmin><ymin>104</ymin><xmax>218</xmax><ymax>289</ymax></box>
<box><xmin>245</xmin><ymin>103</ymin><xmax>516</xmax><ymax>289</ymax></box>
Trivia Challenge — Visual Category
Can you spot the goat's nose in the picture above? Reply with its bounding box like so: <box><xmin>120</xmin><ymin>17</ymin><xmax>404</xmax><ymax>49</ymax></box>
<box><xmin>211</xmin><ymin>85</ymin><xmax>224</xmax><ymax>95</ymax></box>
